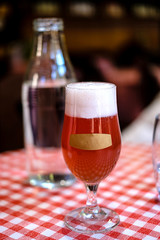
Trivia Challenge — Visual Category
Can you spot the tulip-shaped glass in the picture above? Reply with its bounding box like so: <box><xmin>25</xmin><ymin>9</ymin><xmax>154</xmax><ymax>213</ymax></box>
<box><xmin>62</xmin><ymin>82</ymin><xmax>121</xmax><ymax>234</ymax></box>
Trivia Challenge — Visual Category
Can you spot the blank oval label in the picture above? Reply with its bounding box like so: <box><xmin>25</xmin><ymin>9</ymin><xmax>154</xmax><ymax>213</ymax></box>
<box><xmin>69</xmin><ymin>134</ymin><xmax>112</xmax><ymax>150</ymax></box>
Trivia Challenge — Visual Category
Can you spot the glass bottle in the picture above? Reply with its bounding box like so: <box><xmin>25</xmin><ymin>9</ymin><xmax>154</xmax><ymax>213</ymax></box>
<box><xmin>22</xmin><ymin>18</ymin><xmax>76</xmax><ymax>189</ymax></box>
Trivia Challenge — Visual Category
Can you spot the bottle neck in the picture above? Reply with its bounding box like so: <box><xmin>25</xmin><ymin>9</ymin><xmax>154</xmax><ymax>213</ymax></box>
<box><xmin>33</xmin><ymin>30</ymin><xmax>63</xmax><ymax>58</ymax></box>
<box><xmin>25</xmin><ymin>19</ymin><xmax>76</xmax><ymax>83</ymax></box>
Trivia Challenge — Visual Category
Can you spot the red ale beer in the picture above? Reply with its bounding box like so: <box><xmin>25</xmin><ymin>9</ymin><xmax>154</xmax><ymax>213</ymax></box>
<box><xmin>62</xmin><ymin>82</ymin><xmax>121</xmax><ymax>184</ymax></box>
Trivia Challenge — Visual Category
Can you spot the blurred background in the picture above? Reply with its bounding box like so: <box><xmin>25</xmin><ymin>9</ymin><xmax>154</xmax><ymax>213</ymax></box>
<box><xmin>0</xmin><ymin>0</ymin><xmax>160</xmax><ymax>152</ymax></box>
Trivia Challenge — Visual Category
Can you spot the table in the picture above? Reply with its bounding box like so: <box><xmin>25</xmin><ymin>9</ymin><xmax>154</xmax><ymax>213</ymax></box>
<box><xmin>0</xmin><ymin>144</ymin><xmax>160</xmax><ymax>240</ymax></box>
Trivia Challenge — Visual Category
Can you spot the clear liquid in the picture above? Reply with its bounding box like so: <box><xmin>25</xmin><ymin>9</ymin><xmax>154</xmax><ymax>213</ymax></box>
<box><xmin>22</xmin><ymin>81</ymin><xmax>75</xmax><ymax>188</ymax></box>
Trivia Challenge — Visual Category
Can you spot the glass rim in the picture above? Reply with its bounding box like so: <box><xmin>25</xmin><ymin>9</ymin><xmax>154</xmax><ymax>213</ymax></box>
<box><xmin>33</xmin><ymin>18</ymin><xmax>63</xmax><ymax>31</ymax></box>
<box><xmin>66</xmin><ymin>82</ymin><xmax>116</xmax><ymax>91</ymax></box>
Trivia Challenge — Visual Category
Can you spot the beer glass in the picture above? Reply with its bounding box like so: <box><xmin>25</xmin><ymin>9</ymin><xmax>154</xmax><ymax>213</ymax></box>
<box><xmin>62</xmin><ymin>82</ymin><xmax>121</xmax><ymax>233</ymax></box>
<box><xmin>152</xmin><ymin>113</ymin><xmax>160</xmax><ymax>200</ymax></box>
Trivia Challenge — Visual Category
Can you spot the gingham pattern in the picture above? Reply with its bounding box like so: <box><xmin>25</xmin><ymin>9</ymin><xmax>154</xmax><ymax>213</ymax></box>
<box><xmin>0</xmin><ymin>144</ymin><xmax>160</xmax><ymax>240</ymax></box>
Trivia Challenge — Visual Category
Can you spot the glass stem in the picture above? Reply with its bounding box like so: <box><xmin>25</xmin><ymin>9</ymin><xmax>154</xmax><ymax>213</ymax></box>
<box><xmin>83</xmin><ymin>183</ymin><xmax>100</xmax><ymax>217</ymax></box>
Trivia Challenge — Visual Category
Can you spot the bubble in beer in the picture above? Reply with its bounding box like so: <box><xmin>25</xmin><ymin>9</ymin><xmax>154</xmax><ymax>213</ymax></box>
<box><xmin>65</xmin><ymin>82</ymin><xmax>117</xmax><ymax>118</ymax></box>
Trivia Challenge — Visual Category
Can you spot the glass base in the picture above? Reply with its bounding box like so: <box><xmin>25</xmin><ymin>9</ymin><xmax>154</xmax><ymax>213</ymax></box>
<box><xmin>65</xmin><ymin>206</ymin><xmax>120</xmax><ymax>234</ymax></box>
<box><xmin>26</xmin><ymin>173</ymin><xmax>76</xmax><ymax>189</ymax></box>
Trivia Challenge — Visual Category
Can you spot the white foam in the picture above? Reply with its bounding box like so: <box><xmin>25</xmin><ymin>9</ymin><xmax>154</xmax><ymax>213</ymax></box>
<box><xmin>65</xmin><ymin>82</ymin><xmax>117</xmax><ymax>118</ymax></box>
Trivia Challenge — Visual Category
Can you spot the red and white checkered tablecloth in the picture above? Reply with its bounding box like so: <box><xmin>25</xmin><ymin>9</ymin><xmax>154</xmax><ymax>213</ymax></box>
<box><xmin>0</xmin><ymin>144</ymin><xmax>160</xmax><ymax>240</ymax></box>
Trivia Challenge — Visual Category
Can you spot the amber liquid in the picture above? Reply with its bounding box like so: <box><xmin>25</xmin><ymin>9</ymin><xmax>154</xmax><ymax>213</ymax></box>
<box><xmin>62</xmin><ymin>114</ymin><xmax>121</xmax><ymax>183</ymax></box>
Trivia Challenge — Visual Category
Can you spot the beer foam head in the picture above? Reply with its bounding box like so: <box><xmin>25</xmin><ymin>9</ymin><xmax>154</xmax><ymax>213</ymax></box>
<box><xmin>65</xmin><ymin>82</ymin><xmax>117</xmax><ymax>118</ymax></box>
